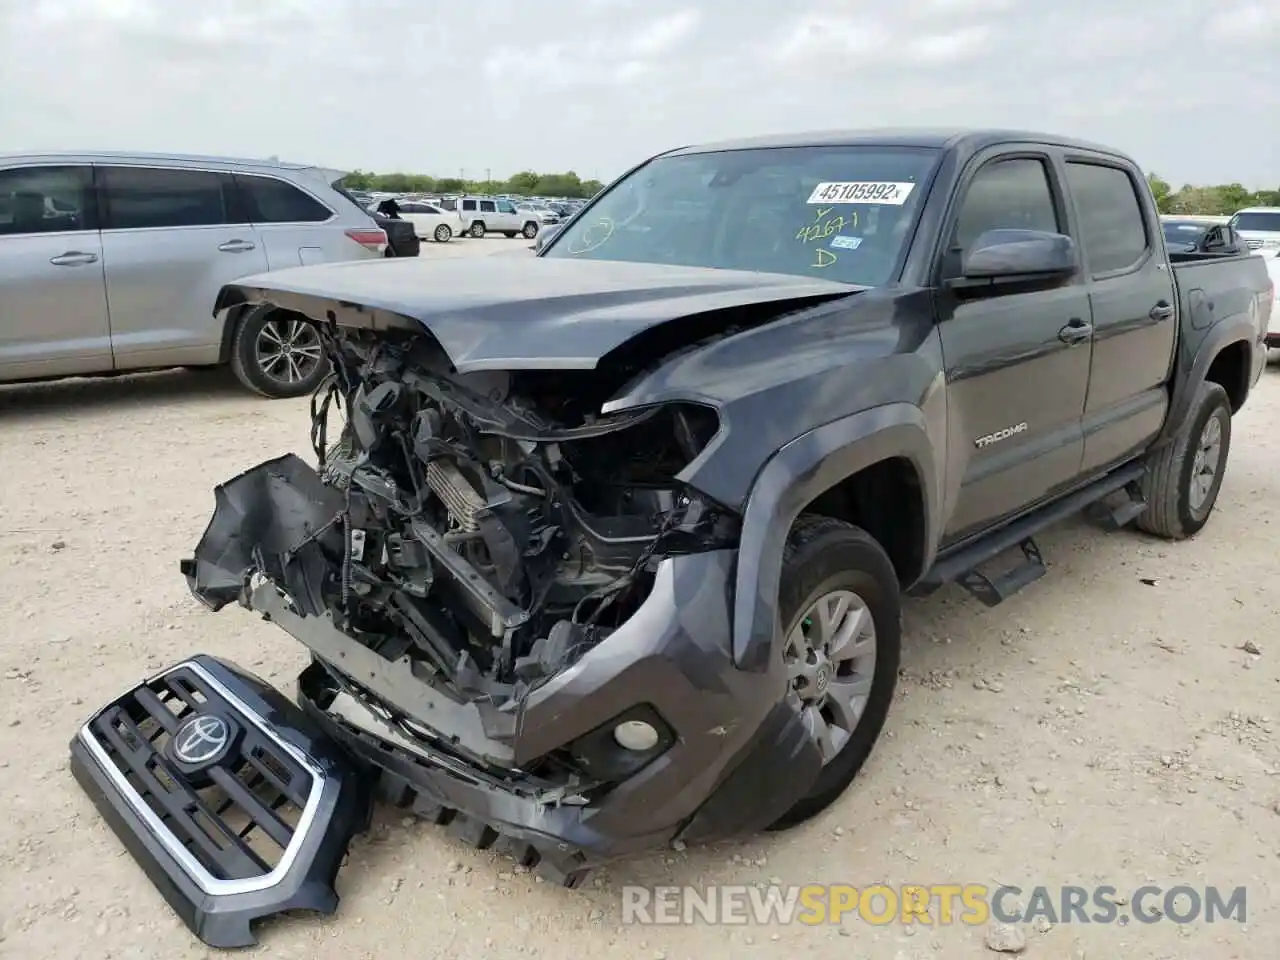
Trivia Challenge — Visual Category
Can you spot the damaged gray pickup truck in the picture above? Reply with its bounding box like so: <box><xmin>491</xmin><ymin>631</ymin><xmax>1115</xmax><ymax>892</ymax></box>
<box><xmin>70</xmin><ymin>129</ymin><xmax>1273</xmax><ymax>947</ymax></box>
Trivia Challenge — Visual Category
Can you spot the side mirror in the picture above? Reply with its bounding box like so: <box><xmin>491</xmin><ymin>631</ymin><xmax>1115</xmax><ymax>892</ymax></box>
<box><xmin>960</xmin><ymin>229</ymin><xmax>1078</xmax><ymax>280</ymax></box>
<box><xmin>1201</xmin><ymin>225</ymin><xmax>1237</xmax><ymax>253</ymax></box>
<box><xmin>534</xmin><ymin>223</ymin><xmax>563</xmax><ymax>253</ymax></box>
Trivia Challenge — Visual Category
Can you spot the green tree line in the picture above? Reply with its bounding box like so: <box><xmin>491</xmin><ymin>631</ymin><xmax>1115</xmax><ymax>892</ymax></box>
<box><xmin>1147</xmin><ymin>174</ymin><xmax>1279</xmax><ymax>216</ymax></box>
<box><xmin>343</xmin><ymin>167</ymin><xmax>1277</xmax><ymax>213</ymax></box>
<box><xmin>341</xmin><ymin>168</ymin><xmax>605</xmax><ymax>198</ymax></box>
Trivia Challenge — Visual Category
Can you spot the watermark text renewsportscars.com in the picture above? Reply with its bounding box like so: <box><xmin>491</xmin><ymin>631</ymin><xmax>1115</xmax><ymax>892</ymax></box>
<box><xmin>621</xmin><ymin>883</ymin><xmax>1247</xmax><ymax>927</ymax></box>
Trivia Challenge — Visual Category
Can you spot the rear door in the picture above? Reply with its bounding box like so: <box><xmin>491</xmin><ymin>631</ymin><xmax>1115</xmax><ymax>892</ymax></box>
<box><xmin>234</xmin><ymin>172</ymin><xmax>344</xmax><ymax>268</ymax></box>
<box><xmin>1062</xmin><ymin>158</ymin><xmax>1179</xmax><ymax>473</ymax></box>
<box><xmin>935</xmin><ymin>150</ymin><xmax>1092</xmax><ymax>543</ymax></box>
<box><xmin>0</xmin><ymin>163</ymin><xmax>112</xmax><ymax>380</ymax></box>
<box><xmin>98</xmin><ymin>164</ymin><xmax>268</xmax><ymax>370</ymax></box>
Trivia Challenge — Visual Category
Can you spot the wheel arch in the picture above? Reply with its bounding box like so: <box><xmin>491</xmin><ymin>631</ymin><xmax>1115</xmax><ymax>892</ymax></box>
<box><xmin>730</xmin><ymin>404</ymin><xmax>941</xmax><ymax>672</ymax></box>
<box><xmin>1160</xmin><ymin>319</ymin><xmax>1256</xmax><ymax>443</ymax></box>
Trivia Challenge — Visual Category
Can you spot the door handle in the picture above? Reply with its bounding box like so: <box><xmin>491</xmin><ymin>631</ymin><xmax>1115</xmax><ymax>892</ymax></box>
<box><xmin>49</xmin><ymin>251</ymin><xmax>98</xmax><ymax>266</ymax></box>
<box><xmin>1149</xmin><ymin>301</ymin><xmax>1175</xmax><ymax>320</ymax></box>
<box><xmin>217</xmin><ymin>239</ymin><xmax>256</xmax><ymax>253</ymax></box>
<box><xmin>1058</xmin><ymin>319</ymin><xmax>1093</xmax><ymax>344</ymax></box>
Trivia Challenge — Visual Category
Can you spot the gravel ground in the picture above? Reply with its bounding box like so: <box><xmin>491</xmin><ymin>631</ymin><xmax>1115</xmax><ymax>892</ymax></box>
<box><xmin>1</xmin><ymin>237</ymin><xmax>1275</xmax><ymax>959</ymax></box>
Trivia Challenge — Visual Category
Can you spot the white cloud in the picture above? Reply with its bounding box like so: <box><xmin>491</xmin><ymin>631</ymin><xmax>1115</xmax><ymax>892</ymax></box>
<box><xmin>0</xmin><ymin>0</ymin><xmax>1275</xmax><ymax>187</ymax></box>
<box><xmin>773</xmin><ymin>14</ymin><xmax>894</xmax><ymax>61</ymax></box>
<box><xmin>627</xmin><ymin>9</ymin><xmax>702</xmax><ymax>57</ymax></box>
<box><xmin>904</xmin><ymin>25</ymin><xmax>996</xmax><ymax>63</ymax></box>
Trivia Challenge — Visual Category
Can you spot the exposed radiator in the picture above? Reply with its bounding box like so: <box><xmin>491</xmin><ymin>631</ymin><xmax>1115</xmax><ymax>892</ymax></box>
<box><xmin>426</xmin><ymin>461</ymin><xmax>487</xmax><ymax>532</ymax></box>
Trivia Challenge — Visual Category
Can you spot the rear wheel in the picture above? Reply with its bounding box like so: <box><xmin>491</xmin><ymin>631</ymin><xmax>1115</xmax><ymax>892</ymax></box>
<box><xmin>769</xmin><ymin>516</ymin><xmax>900</xmax><ymax>829</ymax></box>
<box><xmin>469</xmin><ymin>221</ymin><xmax>486</xmax><ymax>238</ymax></box>
<box><xmin>1136</xmin><ymin>380</ymin><xmax>1232</xmax><ymax>539</ymax></box>
<box><xmin>434</xmin><ymin>224</ymin><xmax>452</xmax><ymax>243</ymax></box>
<box><xmin>522</xmin><ymin>221</ymin><xmax>539</xmax><ymax>239</ymax></box>
<box><xmin>229</xmin><ymin>306</ymin><xmax>329</xmax><ymax>399</ymax></box>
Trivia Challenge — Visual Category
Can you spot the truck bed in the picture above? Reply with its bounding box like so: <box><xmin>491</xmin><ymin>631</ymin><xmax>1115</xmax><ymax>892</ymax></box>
<box><xmin>1171</xmin><ymin>250</ymin><xmax>1272</xmax><ymax>340</ymax></box>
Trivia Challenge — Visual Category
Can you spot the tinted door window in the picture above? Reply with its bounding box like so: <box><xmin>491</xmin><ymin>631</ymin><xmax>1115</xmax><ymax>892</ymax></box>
<box><xmin>239</xmin><ymin>174</ymin><xmax>332</xmax><ymax>223</ymax></box>
<box><xmin>952</xmin><ymin>157</ymin><xmax>1059</xmax><ymax>252</ymax></box>
<box><xmin>0</xmin><ymin>165</ymin><xmax>94</xmax><ymax>235</ymax></box>
<box><xmin>1065</xmin><ymin>162</ymin><xmax>1148</xmax><ymax>274</ymax></box>
<box><xmin>496</xmin><ymin>200</ymin><xmax>516</xmax><ymax>213</ymax></box>
<box><xmin>437</xmin><ymin>198</ymin><xmax>457</xmax><ymax>211</ymax></box>
<box><xmin>102</xmin><ymin>166</ymin><xmax>230</xmax><ymax>230</ymax></box>
<box><xmin>479</xmin><ymin>200</ymin><xmax>496</xmax><ymax>213</ymax></box>
<box><xmin>462</xmin><ymin>199</ymin><xmax>476</xmax><ymax>211</ymax></box>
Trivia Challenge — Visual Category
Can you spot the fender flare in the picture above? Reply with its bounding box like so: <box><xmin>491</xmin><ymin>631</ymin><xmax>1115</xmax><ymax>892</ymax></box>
<box><xmin>730</xmin><ymin>403</ymin><xmax>941</xmax><ymax>672</ymax></box>
<box><xmin>1159</xmin><ymin>317</ymin><xmax>1256</xmax><ymax>445</ymax></box>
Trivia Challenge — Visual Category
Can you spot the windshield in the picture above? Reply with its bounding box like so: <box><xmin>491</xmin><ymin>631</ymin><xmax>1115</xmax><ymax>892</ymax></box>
<box><xmin>1229</xmin><ymin>211</ymin><xmax>1280</xmax><ymax>233</ymax></box>
<box><xmin>541</xmin><ymin>145</ymin><xmax>940</xmax><ymax>286</ymax></box>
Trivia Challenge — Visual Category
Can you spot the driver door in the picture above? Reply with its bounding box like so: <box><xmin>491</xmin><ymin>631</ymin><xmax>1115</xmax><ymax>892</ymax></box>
<box><xmin>936</xmin><ymin>151</ymin><xmax>1092</xmax><ymax>543</ymax></box>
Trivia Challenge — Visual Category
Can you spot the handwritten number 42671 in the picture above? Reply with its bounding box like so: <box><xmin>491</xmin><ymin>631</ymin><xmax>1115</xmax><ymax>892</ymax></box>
<box><xmin>796</xmin><ymin>207</ymin><xmax>856</xmax><ymax>244</ymax></box>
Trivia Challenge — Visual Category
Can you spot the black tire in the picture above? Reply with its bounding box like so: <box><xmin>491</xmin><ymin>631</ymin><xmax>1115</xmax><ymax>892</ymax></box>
<box><xmin>769</xmin><ymin>515</ymin><xmax>901</xmax><ymax>829</ymax></box>
<box><xmin>228</xmin><ymin>306</ymin><xmax>329</xmax><ymax>399</ymax></box>
<box><xmin>1136</xmin><ymin>380</ymin><xmax>1232</xmax><ymax>539</ymax></box>
<box><xmin>522</xmin><ymin>221</ymin><xmax>539</xmax><ymax>239</ymax></box>
<box><xmin>469</xmin><ymin>221</ymin><xmax>486</xmax><ymax>239</ymax></box>
<box><xmin>434</xmin><ymin>224</ymin><xmax>452</xmax><ymax>243</ymax></box>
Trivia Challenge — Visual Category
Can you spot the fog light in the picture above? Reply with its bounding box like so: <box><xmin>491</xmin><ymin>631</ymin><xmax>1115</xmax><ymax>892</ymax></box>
<box><xmin>613</xmin><ymin>720</ymin><xmax>660</xmax><ymax>752</ymax></box>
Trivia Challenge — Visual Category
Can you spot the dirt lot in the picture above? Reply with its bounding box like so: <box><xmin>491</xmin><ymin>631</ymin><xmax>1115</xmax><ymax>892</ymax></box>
<box><xmin>1</xmin><ymin>236</ymin><xmax>1275</xmax><ymax>959</ymax></box>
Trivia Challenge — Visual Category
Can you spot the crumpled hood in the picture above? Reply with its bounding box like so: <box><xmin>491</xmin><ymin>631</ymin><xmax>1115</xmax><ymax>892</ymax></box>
<box><xmin>215</xmin><ymin>256</ymin><xmax>861</xmax><ymax>372</ymax></box>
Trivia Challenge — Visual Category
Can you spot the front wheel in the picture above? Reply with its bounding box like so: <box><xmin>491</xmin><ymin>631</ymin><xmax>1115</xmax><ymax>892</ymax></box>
<box><xmin>1136</xmin><ymin>380</ymin><xmax>1232</xmax><ymax>539</ymax></box>
<box><xmin>522</xmin><ymin>221</ymin><xmax>539</xmax><ymax>239</ymax></box>
<box><xmin>469</xmin><ymin>221</ymin><xmax>486</xmax><ymax>239</ymax></box>
<box><xmin>434</xmin><ymin>224</ymin><xmax>452</xmax><ymax>243</ymax></box>
<box><xmin>229</xmin><ymin>306</ymin><xmax>329</xmax><ymax>399</ymax></box>
<box><xmin>768</xmin><ymin>515</ymin><xmax>900</xmax><ymax>829</ymax></box>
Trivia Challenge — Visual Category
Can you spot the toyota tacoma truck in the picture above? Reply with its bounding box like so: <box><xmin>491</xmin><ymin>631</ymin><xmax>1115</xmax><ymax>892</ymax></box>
<box><xmin>69</xmin><ymin>129</ymin><xmax>1273</xmax><ymax>947</ymax></box>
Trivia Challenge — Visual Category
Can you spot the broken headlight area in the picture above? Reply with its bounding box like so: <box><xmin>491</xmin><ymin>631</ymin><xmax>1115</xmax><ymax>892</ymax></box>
<box><xmin>186</xmin><ymin>326</ymin><xmax>739</xmax><ymax>716</ymax></box>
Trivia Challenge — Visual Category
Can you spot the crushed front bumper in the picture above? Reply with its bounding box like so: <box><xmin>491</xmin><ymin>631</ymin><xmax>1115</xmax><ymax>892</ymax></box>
<box><xmin>68</xmin><ymin>655</ymin><xmax>371</xmax><ymax>948</ymax></box>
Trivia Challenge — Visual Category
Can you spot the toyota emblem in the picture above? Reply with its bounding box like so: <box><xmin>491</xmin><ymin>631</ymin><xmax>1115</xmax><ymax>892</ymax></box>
<box><xmin>172</xmin><ymin>714</ymin><xmax>231</xmax><ymax>766</ymax></box>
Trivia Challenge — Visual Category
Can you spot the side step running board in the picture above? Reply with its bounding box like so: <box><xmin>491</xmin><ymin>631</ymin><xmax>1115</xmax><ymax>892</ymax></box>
<box><xmin>914</xmin><ymin>462</ymin><xmax>1147</xmax><ymax>607</ymax></box>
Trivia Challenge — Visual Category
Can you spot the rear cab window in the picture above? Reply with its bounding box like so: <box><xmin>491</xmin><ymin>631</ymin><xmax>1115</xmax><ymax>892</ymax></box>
<box><xmin>100</xmin><ymin>166</ymin><xmax>238</xmax><ymax>230</ymax></box>
<box><xmin>542</xmin><ymin>144</ymin><xmax>940</xmax><ymax>286</ymax></box>
<box><xmin>1063</xmin><ymin>161</ymin><xmax>1149</xmax><ymax>275</ymax></box>
<box><xmin>237</xmin><ymin>174</ymin><xmax>332</xmax><ymax>223</ymax></box>
<box><xmin>0</xmin><ymin>165</ymin><xmax>95</xmax><ymax>235</ymax></box>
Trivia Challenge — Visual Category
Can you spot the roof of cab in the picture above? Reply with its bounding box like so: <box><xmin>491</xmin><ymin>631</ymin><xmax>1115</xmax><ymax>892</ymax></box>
<box><xmin>665</xmin><ymin>127</ymin><xmax>1130</xmax><ymax>160</ymax></box>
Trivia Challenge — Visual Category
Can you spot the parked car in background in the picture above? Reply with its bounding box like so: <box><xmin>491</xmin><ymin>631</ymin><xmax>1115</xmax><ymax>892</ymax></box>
<box><xmin>1160</xmin><ymin>217</ymin><xmax>1247</xmax><ymax>255</ymax></box>
<box><xmin>516</xmin><ymin>201</ymin><xmax>559</xmax><ymax>225</ymax></box>
<box><xmin>432</xmin><ymin>195</ymin><xmax>541</xmax><ymax>238</ymax></box>
<box><xmin>369</xmin><ymin>209</ymin><xmax>420</xmax><ymax>258</ymax></box>
<box><xmin>1228</xmin><ymin>206</ymin><xmax>1280</xmax><ymax>253</ymax></box>
<box><xmin>377</xmin><ymin>199</ymin><xmax>464</xmax><ymax>243</ymax></box>
<box><xmin>1263</xmin><ymin>251</ymin><xmax>1280</xmax><ymax>350</ymax></box>
<box><xmin>0</xmin><ymin>151</ymin><xmax>387</xmax><ymax>398</ymax></box>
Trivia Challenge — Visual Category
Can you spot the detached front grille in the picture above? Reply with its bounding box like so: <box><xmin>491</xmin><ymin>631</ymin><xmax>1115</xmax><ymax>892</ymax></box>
<box><xmin>83</xmin><ymin>663</ymin><xmax>316</xmax><ymax>886</ymax></box>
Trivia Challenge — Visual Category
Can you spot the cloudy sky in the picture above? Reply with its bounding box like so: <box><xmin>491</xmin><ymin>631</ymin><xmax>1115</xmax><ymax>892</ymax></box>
<box><xmin>1</xmin><ymin>0</ymin><xmax>1275</xmax><ymax>187</ymax></box>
